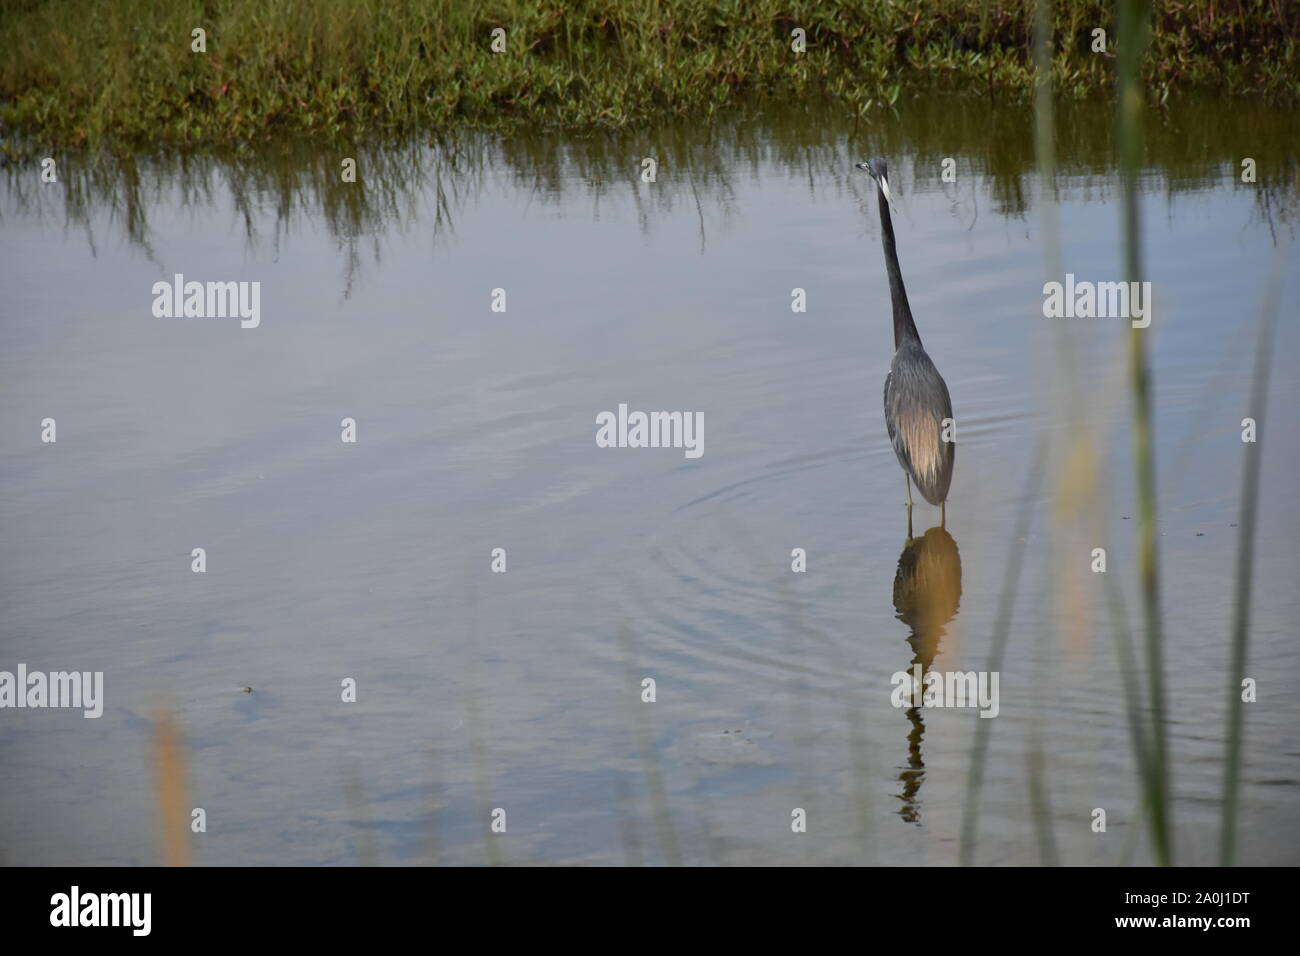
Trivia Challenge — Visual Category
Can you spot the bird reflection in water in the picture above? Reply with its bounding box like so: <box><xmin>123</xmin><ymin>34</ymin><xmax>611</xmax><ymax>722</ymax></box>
<box><xmin>892</xmin><ymin>523</ymin><xmax>962</xmax><ymax>824</ymax></box>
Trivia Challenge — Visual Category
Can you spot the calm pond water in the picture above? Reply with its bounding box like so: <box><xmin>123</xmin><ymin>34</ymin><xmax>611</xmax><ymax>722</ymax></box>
<box><xmin>2</xmin><ymin>96</ymin><xmax>1297</xmax><ymax>866</ymax></box>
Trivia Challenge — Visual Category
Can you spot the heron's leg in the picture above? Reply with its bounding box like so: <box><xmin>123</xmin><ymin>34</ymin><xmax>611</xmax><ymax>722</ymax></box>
<box><xmin>941</xmin><ymin>500</ymin><xmax>946</xmax><ymax>528</ymax></box>
<box><xmin>904</xmin><ymin>474</ymin><xmax>914</xmax><ymax>536</ymax></box>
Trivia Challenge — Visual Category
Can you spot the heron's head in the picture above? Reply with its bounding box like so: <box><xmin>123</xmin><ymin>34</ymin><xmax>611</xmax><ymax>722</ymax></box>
<box><xmin>856</xmin><ymin>157</ymin><xmax>894</xmax><ymax>205</ymax></box>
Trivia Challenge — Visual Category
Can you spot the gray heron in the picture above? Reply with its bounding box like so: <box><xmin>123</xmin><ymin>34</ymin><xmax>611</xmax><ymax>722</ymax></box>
<box><xmin>857</xmin><ymin>158</ymin><xmax>955</xmax><ymax>526</ymax></box>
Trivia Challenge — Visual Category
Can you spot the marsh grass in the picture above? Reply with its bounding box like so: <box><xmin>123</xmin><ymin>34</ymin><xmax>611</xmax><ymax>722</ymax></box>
<box><xmin>959</xmin><ymin>440</ymin><xmax>1046</xmax><ymax>865</ymax></box>
<box><xmin>1</xmin><ymin>0</ymin><xmax>1295</xmax><ymax>151</ymax></box>
<box><xmin>1219</xmin><ymin>260</ymin><xmax>1283</xmax><ymax>865</ymax></box>
<box><xmin>1117</xmin><ymin>0</ymin><xmax>1173</xmax><ymax>867</ymax></box>
<box><xmin>617</xmin><ymin>623</ymin><xmax>682</xmax><ymax>866</ymax></box>
<box><xmin>463</xmin><ymin>573</ymin><xmax>505</xmax><ymax>866</ymax></box>
<box><xmin>344</xmin><ymin>767</ymin><xmax>380</xmax><ymax>866</ymax></box>
<box><xmin>151</xmin><ymin>710</ymin><xmax>191</xmax><ymax>867</ymax></box>
<box><xmin>7</xmin><ymin>95</ymin><xmax>1295</xmax><ymax>283</ymax></box>
<box><xmin>961</xmin><ymin>0</ymin><xmax>1290</xmax><ymax>870</ymax></box>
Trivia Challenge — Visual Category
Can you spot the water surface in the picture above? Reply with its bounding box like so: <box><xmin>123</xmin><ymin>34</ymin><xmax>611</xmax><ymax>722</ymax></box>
<box><xmin>2</xmin><ymin>96</ymin><xmax>1298</xmax><ymax>865</ymax></box>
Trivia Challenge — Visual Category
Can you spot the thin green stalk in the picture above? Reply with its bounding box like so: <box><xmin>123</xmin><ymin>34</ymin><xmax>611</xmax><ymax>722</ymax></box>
<box><xmin>1220</xmin><ymin>267</ymin><xmax>1282</xmax><ymax>865</ymax></box>
<box><xmin>1029</xmin><ymin>0</ymin><xmax>1071</xmax><ymax>868</ymax></box>
<box><xmin>464</xmin><ymin>574</ymin><xmax>503</xmax><ymax>866</ymax></box>
<box><xmin>1035</xmin><ymin>0</ymin><xmax>1066</xmax><ymax>361</ymax></box>
<box><xmin>960</xmin><ymin>439</ymin><xmax>1047</xmax><ymax>865</ymax></box>
<box><xmin>1100</xmin><ymin>569</ymin><xmax>1154</xmax><ymax>827</ymax></box>
<box><xmin>1026</xmin><ymin>745</ymin><xmax>1059</xmax><ymax>865</ymax></box>
<box><xmin>617</xmin><ymin>623</ymin><xmax>681</xmax><ymax>866</ymax></box>
<box><xmin>1117</xmin><ymin>0</ymin><xmax>1171</xmax><ymax>866</ymax></box>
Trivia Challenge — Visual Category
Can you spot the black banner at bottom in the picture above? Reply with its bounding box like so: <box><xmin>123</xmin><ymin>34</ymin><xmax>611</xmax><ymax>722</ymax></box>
<box><xmin>2</xmin><ymin>865</ymin><xmax>1282</xmax><ymax>940</ymax></box>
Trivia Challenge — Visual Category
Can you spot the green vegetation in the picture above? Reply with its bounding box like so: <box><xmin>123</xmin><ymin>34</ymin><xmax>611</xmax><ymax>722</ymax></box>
<box><xmin>1219</xmin><ymin>232</ymin><xmax>1281</xmax><ymax>866</ymax></box>
<box><xmin>2</xmin><ymin>0</ymin><xmax>1296</xmax><ymax>151</ymax></box>
<box><xmin>1118</xmin><ymin>0</ymin><xmax>1173</xmax><ymax>868</ymax></box>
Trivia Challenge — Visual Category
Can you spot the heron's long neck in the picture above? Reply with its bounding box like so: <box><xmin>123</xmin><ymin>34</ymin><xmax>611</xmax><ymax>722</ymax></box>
<box><xmin>878</xmin><ymin>185</ymin><xmax>921</xmax><ymax>349</ymax></box>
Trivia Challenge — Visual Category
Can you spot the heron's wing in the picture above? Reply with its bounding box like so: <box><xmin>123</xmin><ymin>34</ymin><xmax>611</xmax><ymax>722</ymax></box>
<box><xmin>884</xmin><ymin>347</ymin><xmax>953</xmax><ymax>487</ymax></box>
<box><xmin>883</xmin><ymin>371</ymin><xmax>896</xmax><ymax>442</ymax></box>
<box><xmin>892</xmin><ymin>392</ymin><xmax>943</xmax><ymax>486</ymax></box>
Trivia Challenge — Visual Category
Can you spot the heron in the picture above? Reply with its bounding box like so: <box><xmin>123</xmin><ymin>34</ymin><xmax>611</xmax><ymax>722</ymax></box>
<box><xmin>857</xmin><ymin>158</ymin><xmax>955</xmax><ymax>527</ymax></box>
<box><xmin>892</xmin><ymin>522</ymin><xmax>962</xmax><ymax>824</ymax></box>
